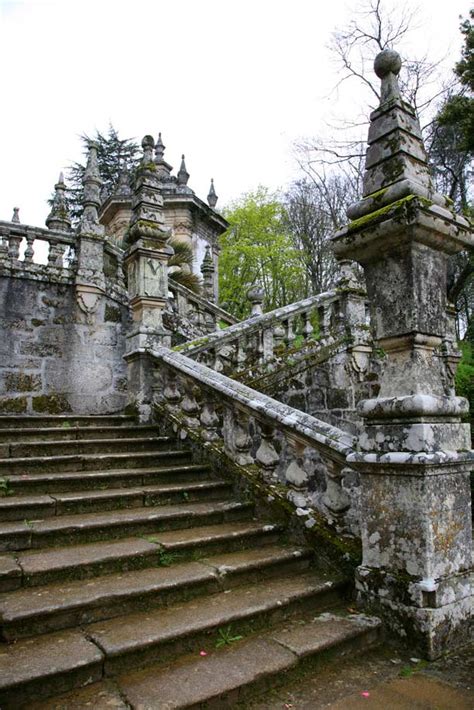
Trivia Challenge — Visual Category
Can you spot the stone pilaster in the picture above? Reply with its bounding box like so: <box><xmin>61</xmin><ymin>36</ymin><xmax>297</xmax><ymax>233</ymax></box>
<box><xmin>75</xmin><ymin>143</ymin><xmax>106</xmax><ymax>323</ymax></box>
<box><xmin>332</xmin><ymin>50</ymin><xmax>473</xmax><ymax>658</ymax></box>
<box><xmin>123</xmin><ymin>135</ymin><xmax>173</xmax><ymax>420</ymax></box>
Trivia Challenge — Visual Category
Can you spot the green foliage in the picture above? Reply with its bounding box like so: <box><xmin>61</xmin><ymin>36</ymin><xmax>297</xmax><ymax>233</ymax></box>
<box><xmin>53</xmin><ymin>124</ymin><xmax>141</xmax><ymax>223</ymax></box>
<box><xmin>0</xmin><ymin>477</ymin><xmax>13</xmax><ymax>497</ymax></box>
<box><xmin>219</xmin><ymin>187</ymin><xmax>309</xmax><ymax>318</ymax></box>
<box><xmin>168</xmin><ymin>238</ymin><xmax>202</xmax><ymax>294</ymax></box>
<box><xmin>455</xmin><ymin>340</ymin><xmax>474</xmax><ymax>409</ymax></box>
<box><xmin>215</xmin><ymin>625</ymin><xmax>243</xmax><ymax>648</ymax></box>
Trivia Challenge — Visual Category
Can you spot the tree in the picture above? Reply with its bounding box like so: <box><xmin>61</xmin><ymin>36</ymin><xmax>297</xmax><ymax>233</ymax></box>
<box><xmin>219</xmin><ymin>188</ymin><xmax>308</xmax><ymax>318</ymax></box>
<box><xmin>55</xmin><ymin>124</ymin><xmax>141</xmax><ymax>223</ymax></box>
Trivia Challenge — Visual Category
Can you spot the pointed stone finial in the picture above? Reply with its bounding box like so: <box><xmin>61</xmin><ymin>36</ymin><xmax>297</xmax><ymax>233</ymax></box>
<box><xmin>207</xmin><ymin>179</ymin><xmax>218</xmax><ymax>208</ymax></box>
<box><xmin>154</xmin><ymin>133</ymin><xmax>165</xmax><ymax>162</ymax></box>
<box><xmin>200</xmin><ymin>245</ymin><xmax>215</xmax><ymax>301</ymax></box>
<box><xmin>78</xmin><ymin>142</ymin><xmax>104</xmax><ymax>237</ymax></box>
<box><xmin>11</xmin><ymin>207</ymin><xmax>20</xmax><ymax>224</ymax></box>
<box><xmin>177</xmin><ymin>154</ymin><xmax>190</xmax><ymax>186</ymax></box>
<box><xmin>46</xmin><ymin>172</ymin><xmax>71</xmax><ymax>231</ymax></box>
<box><xmin>141</xmin><ymin>135</ymin><xmax>155</xmax><ymax>166</ymax></box>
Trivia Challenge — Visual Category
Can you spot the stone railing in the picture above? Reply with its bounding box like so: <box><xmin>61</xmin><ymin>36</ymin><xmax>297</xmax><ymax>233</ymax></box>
<box><xmin>166</xmin><ymin>280</ymin><xmax>238</xmax><ymax>340</ymax></box>
<box><xmin>152</xmin><ymin>346</ymin><xmax>360</xmax><ymax>535</ymax></box>
<box><xmin>0</xmin><ymin>221</ymin><xmax>76</xmax><ymax>283</ymax></box>
<box><xmin>173</xmin><ymin>287</ymin><xmax>368</xmax><ymax>378</ymax></box>
<box><xmin>0</xmin><ymin>221</ymin><xmax>128</xmax><ymax>303</ymax></box>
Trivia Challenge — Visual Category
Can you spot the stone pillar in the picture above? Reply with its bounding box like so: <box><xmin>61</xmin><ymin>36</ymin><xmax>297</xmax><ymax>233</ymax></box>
<box><xmin>75</xmin><ymin>143</ymin><xmax>107</xmax><ymax>323</ymax></box>
<box><xmin>247</xmin><ymin>286</ymin><xmax>264</xmax><ymax>317</ymax></box>
<box><xmin>332</xmin><ymin>50</ymin><xmax>473</xmax><ymax>658</ymax></box>
<box><xmin>123</xmin><ymin>135</ymin><xmax>173</xmax><ymax>420</ymax></box>
<box><xmin>200</xmin><ymin>245</ymin><xmax>215</xmax><ymax>302</ymax></box>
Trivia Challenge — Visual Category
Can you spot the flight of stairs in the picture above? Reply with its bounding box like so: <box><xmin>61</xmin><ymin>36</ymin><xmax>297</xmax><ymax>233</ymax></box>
<box><xmin>0</xmin><ymin>415</ymin><xmax>381</xmax><ymax>708</ymax></box>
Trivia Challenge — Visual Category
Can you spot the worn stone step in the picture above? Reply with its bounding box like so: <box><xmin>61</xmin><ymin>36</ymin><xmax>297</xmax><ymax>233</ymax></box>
<box><xmin>0</xmin><ymin>480</ymin><xmax>232</xmax><ymax>521</ymax></box>
<box><xmin>0</xmin><ymin>424</ymin><xmax>159</xmax><ymax>443</ymax></box>
<box><xmin>116</xmin><ymin>612</ymin><xmax>381</xmax><ymax>709</ymax></box>
<box><xmin>87</xmin><ymin>571</ymin><xmax>345</xmax><ymax>674</ymax></box>
<box><xmin>0</xmin><ymin>500</ymin><xmax>253</xmax><ymax>552</ymax></box>
<box><xmin>0</xmin><ymin>448</ymin><xmax>191</xmax><ymax>474</ymax></box>
<box><xmin>0</xmin><ymin>545</ymin><xmax>312</xmax><ymax>639</ymax></box>
<box><xmin>0</xmin><ymin>415</ymin><xmax>136</xmax><ymax>429</ymax></box>
<box><xmin>16</xmin><ymin>521</ymin><xmax>284</xmax><ymax>586</ymax></box>
<box><xmin>4</xmin><ymin>436</ymin><xmax>173</xmax><ymax>459</ymax></box>
<box><xmin>3</xmin><ymin>463</ymin><xmax>212</xmax><ymax>495</ymax></box>
<box><xmin>0</xmin><ymin>628</ymin><xmax>104</xmax><ymax>709</ymax></box>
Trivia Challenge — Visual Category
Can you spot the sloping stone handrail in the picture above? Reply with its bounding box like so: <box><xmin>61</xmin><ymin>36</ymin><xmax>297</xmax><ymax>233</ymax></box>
<box><xmin>168</xmin><ymin>280</ymin><xmax>238</xmax><ymax>334</ymax></box>
<box><xmin>151</xmin><ymin>345</ymin><xmax>359</xmax><ymax>533</ymax></box>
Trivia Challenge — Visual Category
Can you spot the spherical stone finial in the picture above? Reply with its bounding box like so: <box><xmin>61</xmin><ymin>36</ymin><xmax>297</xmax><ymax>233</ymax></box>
<box><xmin>374</xmin><ymin>49</ymin><xmax>402</xmax><ymax>78</ymax></box>
<box><xmin>142</xmin><ymin>135</ymin><xmax>155</xmax><ymax>150</ymax></box>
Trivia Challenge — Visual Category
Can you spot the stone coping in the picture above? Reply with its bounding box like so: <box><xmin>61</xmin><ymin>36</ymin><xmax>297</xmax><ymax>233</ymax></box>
<box><xmin>358</xmin><ymin>394</ymin><xmax>470</xmax><ymax>420</ymax></box>
<box><xmin>151</xmin><ymin>346</ymin><xmax>355</xmax><ymax>461</ymax></box>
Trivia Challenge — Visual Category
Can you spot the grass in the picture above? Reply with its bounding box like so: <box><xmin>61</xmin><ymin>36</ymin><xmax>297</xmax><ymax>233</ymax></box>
<box><xmin>215</xmin><ymin>624</ymin><xmax>244</xmax><ymax>648</ymax></box>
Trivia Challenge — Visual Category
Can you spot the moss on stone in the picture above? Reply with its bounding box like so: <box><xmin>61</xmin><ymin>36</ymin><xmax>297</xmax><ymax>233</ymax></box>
<box><xmin>32</xmin><ymin>394</ymin><xmax>71</xmax><ymax>414</ymax></box>
<box><xmin>105</xmin><ymin>304</ymin><xmax>122</xmax><ymax>323</ymax></box>
<box><xmin>31</xmin><ymin>319</ymin><xmax>44</xmax><ymax>327</ymax></box>
<box><xmin>0</xmin><ymin>397</ymin><xmax>27</xmax><ymax>413</ymax></box>
<box><xmin>5</xmin><ymin>373</ymin><xmax>41</xmax><ymax>393</ymax></box>
<box><xmin>347</xmin><ymin>194</ymin><xmax>433</xmax><ymax>233</ymax></box>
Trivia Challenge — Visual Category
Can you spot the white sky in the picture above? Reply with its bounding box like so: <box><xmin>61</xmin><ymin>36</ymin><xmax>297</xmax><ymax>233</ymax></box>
<box><xmin>0</xmin><ymin>0</ymin><xmax>470</xmax><ymax>227</ymax></box>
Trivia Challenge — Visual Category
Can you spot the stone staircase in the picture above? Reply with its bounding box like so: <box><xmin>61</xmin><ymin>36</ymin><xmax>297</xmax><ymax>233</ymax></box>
<box><xmin>0</xmin><ymin>415</ymin><xmax>380</xmax><ymax>708</ymax></box>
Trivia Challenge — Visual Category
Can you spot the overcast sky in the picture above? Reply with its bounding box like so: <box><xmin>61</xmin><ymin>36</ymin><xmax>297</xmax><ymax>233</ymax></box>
<box><xmin>0</xmin><ymin>0</ymin><xmax>470</xmax><ymax>227</ymax></box>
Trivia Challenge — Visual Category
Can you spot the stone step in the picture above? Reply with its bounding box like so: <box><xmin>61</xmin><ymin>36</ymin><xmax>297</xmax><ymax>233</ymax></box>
<box><xmin>0</xmin><ymin>424</ymin><xmax>159</xmax><ymax>443</ymax></box>
<box><xmin>0</xmin><ymin>480</ymin><xmax>233</xmax><ymax>521</ymax></box>
<box><xmin>116</xmin><ymin>612</ymin><xmax>381</xmax><ymax>709</ymax></box>
<box><xmin>0</xmin><ymin>500</ymin><xmax>253</xmax><ymax>552</ymax></box>
<box><xmin>11</xmin><ymin>521</ymin><xmax>284</xmax><ymax>587</ymax></box>
<box><xmin>0</xmin><ymin>607</ymin><xmax>379</xmax><ymax>709</ymax></box>
<box><xmin>0</xmin><ymin>448</ymin><xmax>192</xmax><ymax>474</ymax></box>
<box><xmin>3</xmin><ymin>463</ymin><xmax>213</xmax><ymax>495</ymax></box>
<box><xmin>0</xmin><ymin>415</ymin><xmax>136</xmax><ymax>429</ymax></box>
<box><xmin>0</xmin><ymin>545</ymin><xmax>312</xmax><ymax>639</ymax></box>
<box><xmin>2</xmin><ymin>436</ymin><xmax>174</xmax><ymax>459</ymax></box>
<box><xmin>87</xmin><ymin>571</ymin><xmax>346</xmax><ymax>674</ymax></box>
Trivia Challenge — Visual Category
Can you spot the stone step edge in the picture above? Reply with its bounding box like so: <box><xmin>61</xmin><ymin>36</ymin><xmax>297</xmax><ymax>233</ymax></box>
<box><xmin>0</xmin><ymin>546</ymin><xmax>313</xmax><ymax>637</ymax></box>
<box><xmin>3</xmin><ymin>521</ymin><xmax>285</xmax><ymax>589</ymax></box>
<box><xmin>3</xmin><ymin>463</ymin><xmax>211</xmax><ymax>484</ymax></box>
<box><xmin>5</xmin><ymin>435</ymin><xmax>171</xmax><ymax>450</ymax></box>
<box><xmin>0</xmin><ymin>450</ymin><xmax>189</xmax><ymax>467</ymax></box>
<box><xmin>117</xmin><ymin>612</ymin><xmax>382</xmax><ymax>709</ymax></box>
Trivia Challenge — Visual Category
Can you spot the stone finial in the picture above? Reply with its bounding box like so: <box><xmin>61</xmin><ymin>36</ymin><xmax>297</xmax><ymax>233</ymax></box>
<box><xmin>46</xmin><ymin>172</ymin><xmax>71</xmax><ymax>231</ymax></box>
<box><xmin>177</xmin><ymin>155</ymin><xmax>190</xmax><ymax>186</ymax></box>
<box><xmin>374</xmin><ymin>48</ymin><xmax>402</xmax><ymax>104</ymax></box>
<box><xmin>154</xmin><ymin>132</ymin><xmax>165</xmax><ymax>162</ymax></box>
<box><xmin>200</xmin><ymin>245</ymin><xmax>215</xmax><ymax>302</ymax></box>
<box><xmin>247</xmin><ymin>285</ymin><xmax>264</xmax><ymax>317</ymax></box>
<box><xmin>11</xmin><ymin>207</ymin><xmax>20</xmax><ymax>224</ymax></box>
<box><xmin>78</xmin><ymin>142</ymin><xmax>104</xmax><ymax>237</ymax></box>
<box><xmin>141</xmin><ymin>135</ymin><xmax>155</xmax><ymax>165</ymax></box>
<box><xmin>207</xmin><ymin>179</ymin><xmax>218</xmax><ymax>208</ymax></box>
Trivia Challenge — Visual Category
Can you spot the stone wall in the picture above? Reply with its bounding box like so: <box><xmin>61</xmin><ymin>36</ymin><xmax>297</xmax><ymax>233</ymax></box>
<box><xmin>0</xmin><ymin>275</ymin><xmax>129</xmax><ymax>415</ymax></box>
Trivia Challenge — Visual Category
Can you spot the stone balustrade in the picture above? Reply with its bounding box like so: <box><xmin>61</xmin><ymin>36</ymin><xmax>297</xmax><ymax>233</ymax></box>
<box><xmin>0</xmin><ymin>221</ymin><xmax>127</xmax><ymax>301</ymax></box>
<box><xmin>167</xmin><ymin>281</ymin><xmax>237</xmax><ymax>338</ymax></box>
<box><xmin>173</xmin><ymin>288</ymin><xmax>368</xmax><ymax>378</ymax></box>
<box><xmin>152</xmin><ymin>345</ymin><xmax>360</xmax><ymax>534</ymax></box>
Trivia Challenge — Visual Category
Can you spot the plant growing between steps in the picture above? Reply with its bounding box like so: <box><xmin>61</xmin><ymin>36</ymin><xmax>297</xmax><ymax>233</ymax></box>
<box><xmin>0</xmin><ymin>477</ymin><xmax>13</xmax><ymax>497</ymax></box>
<box><xmin>215</xmin><ymin>624</ymin><xmax>244</xmax><ymax>648</ymax></box>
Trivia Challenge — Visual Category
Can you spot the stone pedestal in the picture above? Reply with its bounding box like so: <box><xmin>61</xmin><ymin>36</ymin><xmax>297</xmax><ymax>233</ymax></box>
<box><xmin>332</xmin><ymin>50</ymin><xmax>473</xmax><ymax>658</ymax></box>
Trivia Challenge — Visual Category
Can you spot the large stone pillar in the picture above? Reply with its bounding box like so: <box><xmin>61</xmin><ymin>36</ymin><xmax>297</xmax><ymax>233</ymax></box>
<box><xmin>123</xmin><ymin>135</ymin><xmax>173</xmax><ymax>420</ymax></box>
<box><xmin>332</xmin><ymin>50</ymin><xmax>473</xmax><ymax>658</ymax></box>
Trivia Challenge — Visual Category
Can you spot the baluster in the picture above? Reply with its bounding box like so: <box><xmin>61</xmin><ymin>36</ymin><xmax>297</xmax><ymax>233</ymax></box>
<box><xmin>200</xmin><ymin>398</ymin><xmax>220</xmax><ymax>441</ymax></box>
<box><xmin>321</xmin><ymin>458</ymin><xmax>351</xmax><ymax>517</ymax></box>
<box><xmin>204</xmin><ymin>311</ymin><xmax>216</xmax><ymax>334</ymax></box>
<box><xmin>232</xmin><ymin>410</ymin><xmax>253</xmax><ymax>465</ymax></box>
<box><xmin>48</xmin><ymin>240</ymin><xmax>64</xmax><ymax>268</ymax></box>
<box><xmin>262</xmin><ymin>327</ymin><xmax>274</xmax><ymax>362</ymax></box>
<box><xmin>255</xmin><ymin>422</ymin><xmax>280</xmax><ymax>482</ymax></box>
<box><xmin>284</xmin><ymin>318</ymin><xmax>296</xmax><ymax>347</ymax></box>
<box><xmin>8</xmin><ymin>233</ymin><xmax>22</xmax><ymax>260</ymax></box>
<box><xmin>236</xmin><ymin>336</ymin><xmax>247</xmax><ymax>368</ymax></box>
<box><xmin>0</xmin><ymin>232</ymin><xmax>9</xmax><ymax>263</ymax></box>
<box><xmin>272</xmin><ymin>322</ymin><xmax>285</xmax><ymax>349</ymax></box>
<box><xmin>214</xmin><ymin>347</ymin><xmax>225</xmax><ymax>373</ymax></box>
<box><xmin>302</xmin><ymin>310</ymin><xmax>313</xmax><ymax>342</ymax></box>
<box><xmin>181</xmin><ymin>380</ymin><xmax>201</xmax><ymax>429</ymax></box>
<box><xmin>24</xmin><ymin>230</ymin><xmax>35</xmax><ymax>263</ymax></box>
<box><xmin>284</xmin><ymin>437</ymin><xmax>309</xmax><ymax>508</ymax></box>
<box><xmin>163</xmin><ymin>372</ymin><xmax>183</xmax><ymax>414</ymax></box>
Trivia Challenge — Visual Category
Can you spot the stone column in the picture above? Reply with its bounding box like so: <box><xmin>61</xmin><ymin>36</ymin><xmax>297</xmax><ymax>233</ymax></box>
<box><xmin>123</xmin><ymin>135</ymin><xmax>173</xmax><ymax>420</ymax></box>
<box><xmin>332</xmin><ymin>50</ymin><xmax>473</xmax><ymax>658</ymax></box>
<box><xmin>200</xmin><ymin>245</ymin><xmax>215</xmax><ymax>302</ymax></box>
<box><xmin>75</xmin><ymin>143</ymin><xmax>107</xmax><ymax>323</ymax></box>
